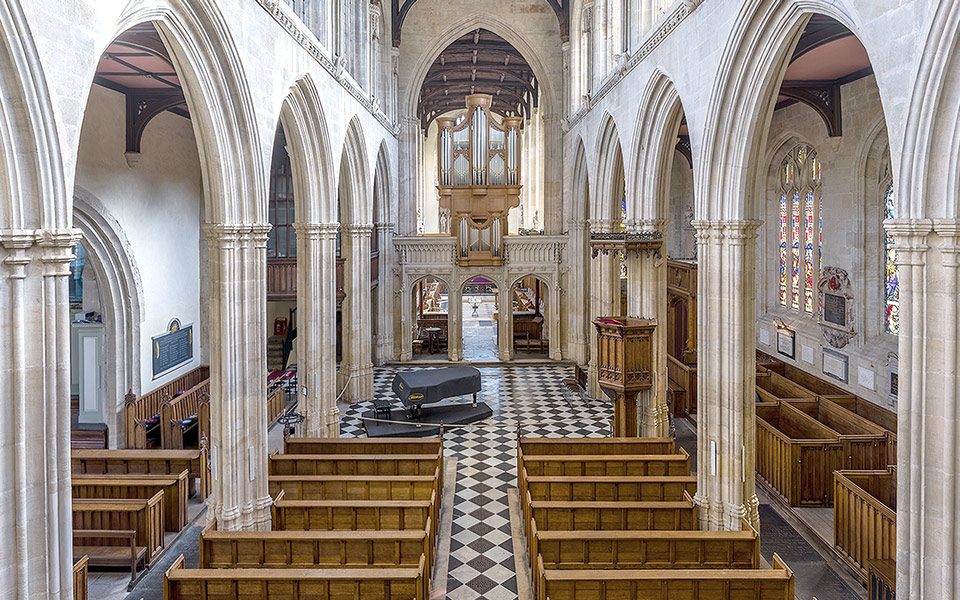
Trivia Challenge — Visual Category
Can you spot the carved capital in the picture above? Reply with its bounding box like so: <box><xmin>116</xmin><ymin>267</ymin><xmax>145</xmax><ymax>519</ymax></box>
<box><xmin>933</xmin><ymin>219</ymin><xmax>960</xmax><ymax>267</ymax></box>
<box><xmin>886</xmin><ymin>219</ymin><xmax>933</xmax><ymax>266</ymax></box>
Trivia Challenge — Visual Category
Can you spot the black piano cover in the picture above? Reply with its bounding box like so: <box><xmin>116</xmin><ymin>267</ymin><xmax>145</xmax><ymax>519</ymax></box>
<box><xmin>392</xmin><ymin>367</ymin><xmax>482</xmax><ymax>407</ymax></box>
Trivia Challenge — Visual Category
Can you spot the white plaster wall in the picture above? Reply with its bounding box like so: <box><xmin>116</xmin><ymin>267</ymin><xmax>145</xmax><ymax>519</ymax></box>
<box><xmin>75</xmin><ymin>85</ymin><xmax>203</xmax><ymax>390</ymax></box>
<box><xmin>421</xmin><ymin>119</ymin><xmax>441</xmax><ymax>233</ymax></box>
<box><xmin>755</xmin><ymin>75</ymin><xmax>898</xmax><ymax>408</ymax></box>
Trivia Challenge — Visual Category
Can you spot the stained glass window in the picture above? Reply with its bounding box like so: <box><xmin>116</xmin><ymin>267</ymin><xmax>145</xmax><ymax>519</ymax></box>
<box><xmin>884</xmin><ymin>182</ymin><xmax>899</xmax><ymax>335</ymax></box>
<box><xmin>776</xmin><ymin>145</ymin><xmax>822</xmax><ymax>313</ymax></box>
<box><xmin>778</xmin><ymin>194</ymin><xmax>788</xmax><ymax>305</ymax></box>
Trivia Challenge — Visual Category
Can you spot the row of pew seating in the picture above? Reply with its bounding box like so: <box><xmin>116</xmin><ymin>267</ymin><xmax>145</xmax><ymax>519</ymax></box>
<box><xmin>517</xmin><ymin>437</ymin><xmax>796</xmax><ymax>600</ymax></box>
<box><xmin>163</xmin><ymin>437</ymin><xmax>444</xmax><ymax>600</ymax></box>
<box><xmin>70</xmin><ymin>447</ymin><xmax>211</xmax><ymax>590</ymax></box>
<box><xmin>123</xmin><ymin>367</ymin><xmax>292</xmax><ymax>450</ymax></box>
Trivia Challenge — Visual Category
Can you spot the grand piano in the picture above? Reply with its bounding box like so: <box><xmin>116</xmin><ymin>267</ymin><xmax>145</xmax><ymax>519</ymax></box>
<box><xmin>392</xmin><ymin>367</ymin><xmax>482</xmax><ymax>418</ymax></box>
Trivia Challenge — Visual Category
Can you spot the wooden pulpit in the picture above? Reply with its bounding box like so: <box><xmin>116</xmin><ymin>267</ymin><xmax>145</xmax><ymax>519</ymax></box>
<box><xmin>593</xmin><ymin>316</ymin><xmax>656</xmax><ymax>437</ymax></box>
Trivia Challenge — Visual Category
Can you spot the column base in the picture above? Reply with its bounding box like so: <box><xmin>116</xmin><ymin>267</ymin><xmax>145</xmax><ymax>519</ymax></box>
<box><xmin>326</xmin><ymin>406</ymin><xmax>341</xmax><ymax>437</ymax></box>
<box><xmin>694</xmin><ymin>492</ymin><xmax>760</xmax><ymax>531</ymax></box>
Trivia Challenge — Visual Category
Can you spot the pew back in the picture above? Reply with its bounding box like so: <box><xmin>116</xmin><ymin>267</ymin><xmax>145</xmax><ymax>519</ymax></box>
<box><xmin>755</xmin><ymin>404</ymin><xmax>844</xmax><ymax>506</ymax></box>
<box><xmin>268</xmin><ymin>453</ymin><xmax>441</xmax><ymax>477</ymax></box>
<box><xmin>199</xmin><ymin>522</ymin><xmax>430</xmax><ymax>570</ymax></box>
<box><xmin>528</xmin><ymin>491</ymin><xmax>698</xmax><ymax>534</ymax></box>
<box><xmin>73</xmin><ymin>555</ymin><xmax>89</xmax><ymax>600</ymax></box>
<box><xmin>124</xmin><ymin>366</ymin><xmax>209</xmax><ymax>448</ymax></box>
<box><xmin>72</xmin><ymin>448</ymin><xmax>209</xmax><ymax>499</ymax></box>
<box><xmin>160</xmin><ymin>379</ymin><xmax>210</xmax><ymax>450</ymax></box>
<box><xmin>667</xmin><ymin>355</ymin><xmax>697</xmax><ymax>416</ymax></box>
<box><xmin>787</xmin><ymin>399</ymin><xmax>889</xmax><ymax>470</ymax></box>
<box><xmin>272</xmin><ymin>492</ymin><xmax>436</xmax><ymax>538</ymax></box>
<box><xmin>164</xmin><ymin>553</ymin><xmax>428</xmax><ymax>600</ymax></box>
<box><xmin>71</xmin><ymin>469</ymin><xmax>189</xmax><ymax>532</ymax></box>
<box><xmin>267</xmin><ymin>473</ymin><xmax>439</xmax><ymax>502</ymax></box>
<box><xmin>283</xmin><ymin>438</ymin><xmax>443</xmax><ymax>456</ymax></box>
<box><xmin>535</xmin><ymin>553</ymin><xmax>795</xmax><ymax>600</ymax></box>
<box><xmin>72</xmin><ymin>491</ymin><xmax>165</xmax><ymax>564</ymax></box>
<box><xmin>525</xmin><ymin>475</ymin><xmax>697</xmax><ymax>504</ymax></box>
<box><xmin>834</xmin><ymin>468</ymin><xmax>897</xmax><ymax>581</ymax></box>
<box><xmin>532</xmin><ymin>519</ymin><xmax>760</xmax><ymax>571</ymax></box>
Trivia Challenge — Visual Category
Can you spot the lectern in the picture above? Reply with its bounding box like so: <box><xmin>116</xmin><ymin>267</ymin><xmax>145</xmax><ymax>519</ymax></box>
<box><xmin>593</xmin><ymin>316</ymin><xmax>657</xmax><ymax>437</ymax></box>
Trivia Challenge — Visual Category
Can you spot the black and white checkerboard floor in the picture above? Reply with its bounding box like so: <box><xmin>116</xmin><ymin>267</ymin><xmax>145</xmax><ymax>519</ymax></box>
<box><xmin>339</xmin><ymin>365</ymin><xmax>612</xmax><ymax>600</ymax></box>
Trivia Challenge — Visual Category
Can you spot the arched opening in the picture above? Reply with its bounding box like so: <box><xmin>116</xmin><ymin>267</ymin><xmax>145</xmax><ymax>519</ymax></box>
<box><xmin>75</xmin><ymin>22</ymin><xmax>206</xmax><ymax>454</ymax></box>
<box><xmin>266</xmin><ymin>123</ymin><xmax>298</xmax><ymax>375</ymax></box>
<box><xmin>511</xmin><ymin>276</ymin><xmax>549</xmax><ymax>357</ymax></box>
<box><xmin>411</xmin><ymin>276</ymin><xmax>450</xmax><ymax>359</ymax></box>
<box><xmin>461</xmin><ymin>275</ymin><xmax>499</xmax><ymax>361</ymax></box>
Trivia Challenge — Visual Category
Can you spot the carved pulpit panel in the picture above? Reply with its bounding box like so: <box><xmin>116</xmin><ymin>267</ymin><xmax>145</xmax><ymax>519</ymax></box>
<box><xmin>593</xmin><ymin>316</ymin><xmax>657</xmax><ymax>437</ymax></box>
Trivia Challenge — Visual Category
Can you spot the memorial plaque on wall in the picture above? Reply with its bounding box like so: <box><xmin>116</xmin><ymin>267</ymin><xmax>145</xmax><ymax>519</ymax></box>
<box><xmin>823</xmin><ymin>293</ymin><xmax>847</xmax><ymax>327</ymax></box>
<box><xmin>153</xmin><ymin>319</ymin><xmax>193</xmax><ymax>377</ymax></box>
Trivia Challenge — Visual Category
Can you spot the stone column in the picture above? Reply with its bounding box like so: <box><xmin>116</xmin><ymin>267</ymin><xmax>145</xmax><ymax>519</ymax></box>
<box><xmin>373</xmin><ymin>222</ymin><xmax>395</xmax><ymax>363</ymax></box>
<box><xmin>543</xmin><ymin>114</ymin><xmax>564</xmax><ymax>235</ymax></box>
<box><xmin>342</xmin><ymin>224</ymin><xmax>374</xmax><ymax>402</ymax></box>
<box><xmin>498</xmin><ymin>284</ymin><xmax>514</xmax><ymax>360</ymax></box>
<box><xmin>587</xmin><ymin>219</ymin><xmax>620</xmax><ymax>397</ymax></box>
<box><xmin>550</xmin><ymin>271</ymin><xmax>563</xmax><ymax>361</ymax></box>
<box><xmin>890</xmin><ymin>219</ymin><xmax>960</xmax><ymax>599</ymax></box>
<box><xmin>399</xmin><ymin>117</ymin><xmax>420</xmax><ymax>236</ymax></box>
<box><xmin>448</xmin><ymin>284</ymin><xmax>463</xmax><ymax>361</ymax></box>
<box><xmin>203</xmin><ymin>224</ymin><xmax>271</xmax><ymax>532</ymax></box>
<box><xmin>293</xmin><ymin>222</ymin><xmax>340</xmax><ymax>437</ymax></box>
<box><xmin>626</xmin><ymin>220</ymin><xmax>669</xmax><ymax>437</ymax></box>
<box><xmin>567</xmin><ymin>219</ymin><xmax>590</xmax><ymax>365</ymax></box>
<box><xmin>0</xmin><ymin>229</ymin><xmax>77</xmax><ymax>599</ymax></box>
<box><xmin>692</xmin><ymin>220</ymin><xmax>760</xmax><ymax>531</ymax></box>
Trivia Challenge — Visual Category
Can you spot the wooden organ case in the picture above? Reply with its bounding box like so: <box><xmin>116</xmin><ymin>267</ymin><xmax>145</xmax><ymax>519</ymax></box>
<box><xmin>437</xmin><ymin>94</ymin><xmax>523</xmax><ymax>266</ymax></box>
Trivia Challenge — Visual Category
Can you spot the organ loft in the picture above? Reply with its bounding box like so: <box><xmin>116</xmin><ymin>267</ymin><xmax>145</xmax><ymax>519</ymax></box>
<box><xmin>5</xmin><ymin>1</ymin><xmax>960</xmax><ymax>599</ymax></box>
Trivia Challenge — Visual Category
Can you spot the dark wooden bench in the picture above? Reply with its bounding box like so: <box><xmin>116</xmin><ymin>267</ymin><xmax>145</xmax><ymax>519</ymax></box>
<box><xmin>123</xmin><ymin>366</ymin><xmax>208</xmax><ymax>448</ymax></box>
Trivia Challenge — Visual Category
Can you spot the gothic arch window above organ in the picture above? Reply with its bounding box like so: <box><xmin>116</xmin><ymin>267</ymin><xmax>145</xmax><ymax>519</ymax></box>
<box><xmin>881</xmin><ymin>160</ymin><xmax>899</xmax><ymax>335</ymax></box>
<box><xmin>776</xmin><ymin>144</ymin><xmax>822</xmax><ymax>314</ymax></box>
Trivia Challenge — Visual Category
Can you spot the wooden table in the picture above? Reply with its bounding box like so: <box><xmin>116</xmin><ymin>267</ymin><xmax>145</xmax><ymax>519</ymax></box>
<box><xmin>423</xmin><ymin>327</ymin><xmax>441</xmax><ymax>354</ymax></box>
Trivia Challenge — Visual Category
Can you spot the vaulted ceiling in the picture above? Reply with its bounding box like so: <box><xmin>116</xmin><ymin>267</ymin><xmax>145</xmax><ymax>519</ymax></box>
<box><xmin>418</xmin><ymin>29</ymin><xmax>539</xmax><ymax>129</ymax></box>
<box><xmin>393</xmin><ymin>0</ymin><xmax>570</xmax><ymax>46</ymax></box>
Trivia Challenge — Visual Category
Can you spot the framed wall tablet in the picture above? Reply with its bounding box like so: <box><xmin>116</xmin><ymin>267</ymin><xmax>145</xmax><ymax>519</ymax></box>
<box><xmin>818</xmin><ymin>267</ymin><xmax>856</xmax><ymax>348</ymax></box>
<box><xmin>777</xmin><ymin>327</ymin><xmax>796</xmax><ymax>359</ymax></box>
<box><xmin>152</xmin><ymin>319</ymin><xmax>193</xmax><ymax>378</ymax></box>
<box><xmin>822</xmin><ymin>348</ymin><xmax>849</xmax><ymax>383</ymax></box>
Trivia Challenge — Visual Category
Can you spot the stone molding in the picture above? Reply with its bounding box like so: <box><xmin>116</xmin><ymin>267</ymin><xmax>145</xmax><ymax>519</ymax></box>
<box><xmin>567</xmin><ymin>1</ymin><xmax>696</xmax><ymax>129</ymax></box>
<box><xmin>255</xmin><ymin>0</ymin><xmax>399</xmax><ymax>136</ymax></box>
<box><xmin>886</xmin><ymin>218</ymin><xmax>932</xmax><ymax>267</ymax></box>
<box><xmin>343</xmin><ymin>223</ymin><xmax>375</xmax><ymax>236</ymax></box>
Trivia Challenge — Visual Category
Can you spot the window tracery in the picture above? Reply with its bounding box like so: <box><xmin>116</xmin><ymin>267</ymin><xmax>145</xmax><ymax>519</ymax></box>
<box><xmin>776</xmin><ymin>144</ymin><xmax>822</xmax><ymax>314</ymax></box>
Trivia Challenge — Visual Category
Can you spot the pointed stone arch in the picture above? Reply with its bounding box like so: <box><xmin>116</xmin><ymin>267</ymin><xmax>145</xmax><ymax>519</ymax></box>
<box><xmin>594</xmin><ymin>114</ymin><xmax>626</xmax><ymax>224</ymax></box>
<box><xmin>72</xmin><ymin>188</ymin><xmax>144</xmax><ymax>449</ymax></box>
<box><xmin>338</xmin><ymin>116</ymin><xmax>372</xmax><ymax>227</ymax></box>
<box><xmin>107</xmin><ymin>1</ymin><xmax>267</xmax><ymax>226</ymax></box>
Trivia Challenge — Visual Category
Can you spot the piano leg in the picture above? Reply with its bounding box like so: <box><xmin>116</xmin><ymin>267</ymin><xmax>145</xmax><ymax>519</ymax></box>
<box><xmin>472</xmin><ymin>392</ymin><xmax>477</xmax><ymax>407</ymax></box>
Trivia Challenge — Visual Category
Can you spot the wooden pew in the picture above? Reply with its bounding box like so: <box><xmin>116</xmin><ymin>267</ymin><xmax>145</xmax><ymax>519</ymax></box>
<box><xmin>73</xmin><ymin>530</ymin><xmax>144</xmax><ymax>583</ymax></box>
<box><xmin>283</xmin><ymin>437</ymin><xmax>443</xmax><ymax>456</ymax></box>
<box><xmin>519</xmin><ymin>450</ymin><xmax>691</xmax><ymax>502</ymax></box>
<box><xmin>527</xmin><ymin>490</ymin><xmax>698</xmax><ymax>542</ymax></box>
<box><xmin>73</xmin><ymin>491</ymin><xmax>165</xmax><ymax>565</ymax></box>
<box><xmin>787</xmin><ymin>399</ymin><xmax>889</xmax><ymax>470</ymax></box>
<box><xmin>755</xmin><ymin>403</ymin><xmax>844</xmax><ymax>506</ymax></box>
<box><xmin>868</xmin><ymin>559</ymin><xmax>896</xmax><ymax>600</ymax></box>
<box><xmin>124</xmin><ymin>366</ymin><xmax>208</xmax><ymax>448</ymax></box>
<box><xmin>268</xmin><ymin>452</ymin><xmax>441</xmax><ymax>477</ymax></box>
<box><xmin>523</xmin><ymin>475</ymin><xmax>696</xmax><ymax>519</ymax></box>
<box><xmin>834</xmin><ymin>468</ymin><xmax>896</xmax><ymax>582</ymax></box>
<box><xmin>267</xmin><ymin>382</ymin><xmax>287</xmax><ymax>425</ymax></box>
<box><xmin>532</xmin><ymin>518</ymin><xmax>759</xmax><ymax>571</ymax></box>
<box><xmin>71</xmin><ymin>448</ymin><xmax>209</xmax><ymax>499</ymax></box>
<box><xmin>199</xmin><ymin>521</ymin><xmax>431</xmax><ymax>571</ymax></box>
<box><xmin>160</xmin><ymin>379</ymin><xmax>210</xmax><ymax>450</ymax></box>
<box><xmin>272</xmin><ymin>490</ymin><xmax>437</xmax><ymax>543</ymax></box>
<box><xmin>827</xmin><ymin>396</ymin><xmax>898</xmax><ymax>466</ymax></box>
<box><xmin>535</xmin><ymin>553</ymin><xmax>795</xmax><ymax>600</ymax></box>
<box><xmin>73</xmin><ymin>554</ymin><xmax>89</xmax><ymax>600</ymax></box>
<box><xmin>165</xmin><ymin>553</ymin><xmax>429</xmax><ymax>600</ymax></box>
<box><xmin>518</xmin><ymin>437</ymin><xmax>675</xmax><ymax>457</ymax></box>
<box><xmin>755</xmin><ymin>369</ymin><xmax>816</xmax><ymax>402</ymax></box>
<box><xmin>72</xmin><ymin>470</ymin><xmax>189</xmax><ymax>533</ymax></box>
<box><xmin>667</xmin><ymin>355</ymin><xmax>697</xmax><ymax>416</ymax></box>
